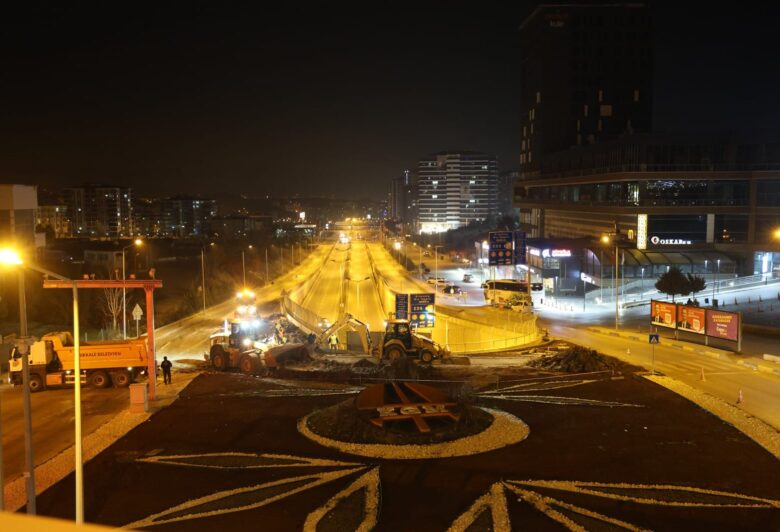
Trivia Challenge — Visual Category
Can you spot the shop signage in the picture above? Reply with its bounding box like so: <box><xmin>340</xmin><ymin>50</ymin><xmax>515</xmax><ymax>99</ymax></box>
<box><xmin>650</xmin><ymin>236</ymin><xmax>692</xmax><ymax>246</ymax></box>
<box><xmin>637</xmin><ymin>214</ymin><xmax>648</xmax><ymax>250</ymax></box>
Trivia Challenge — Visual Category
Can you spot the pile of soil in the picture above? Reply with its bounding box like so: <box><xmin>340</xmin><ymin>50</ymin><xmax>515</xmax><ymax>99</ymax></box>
<box><xmin>528</xmin><ymin>345</ymin><xmax>625</xmax><ymax>373</ymax></box>
<box><xmin>305</xmin><ymin>397</ymin><xmax>493</xmax><ymax>445</ymax></box>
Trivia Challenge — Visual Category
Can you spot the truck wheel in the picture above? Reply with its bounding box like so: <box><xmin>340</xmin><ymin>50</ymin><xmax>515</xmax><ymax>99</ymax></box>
<box><xmin>239</xmin><ymin>355</ymin><xmax>256</xmax><ymax>375</ymax></box>
<box><xmin>29</xmin><ymin>373</ymin><xmax>44</xmax><ymax>393</ymax></box>
<box><xmin>111</xmin><ymin>370</ymin><xmax>131</xmax><ymax>387</ymax></box>
<box><xmin>89</xmin><ymin>370</ymin><xmax>110</xmax><ymax>389</ymax></box>
<box><xmin>211</xmin><ymin>346</ymin><xmax>227</xmax><ymax>371</ymax></box>
<box><xmin>420</xmin><ymin>350</ymin><xmax>434</xmax><ymax>364</ymax></box>
<box><xmin>385</xmin><ymin>346</ymin><xmax>403</xmax><ymax>362</ymax></box>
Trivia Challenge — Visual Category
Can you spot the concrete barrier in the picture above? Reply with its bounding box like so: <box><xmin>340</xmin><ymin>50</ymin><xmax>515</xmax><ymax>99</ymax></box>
<box><xmin>763</xmin><ymin>354</ymin><xmax>780</xmax><ymax>364</ymax></box>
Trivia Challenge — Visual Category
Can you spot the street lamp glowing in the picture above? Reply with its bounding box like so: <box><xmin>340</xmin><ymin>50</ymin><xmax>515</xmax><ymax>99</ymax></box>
<box><xmin>774</xmin><ymin>228</ymin><xmax>780</xmax><ymax>239</ymax></box>
<box><xmin>134</xmin><ymin>239</ymin><xmax>143</xmax><ymax>246</ymax></box>
<box><xmin>600</xmin><ymin>235</ymin><xmax>611</xmax><ymax>244</ymax></box>
<box><xmin>0</xmin><ymin>248</ymin><xmax>23</xmax><ymax>265</ymax></box>
<box><xmin>394</xmin><ymin>242</ymin><xmax>401</xmax><ymax>250</ymax></box>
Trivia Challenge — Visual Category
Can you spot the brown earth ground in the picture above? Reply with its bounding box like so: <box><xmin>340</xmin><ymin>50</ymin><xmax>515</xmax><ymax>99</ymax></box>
<box><xmin>31</xmin><ymin>357</ymin><xmax>780</xmax><ymax>531</ymax></box>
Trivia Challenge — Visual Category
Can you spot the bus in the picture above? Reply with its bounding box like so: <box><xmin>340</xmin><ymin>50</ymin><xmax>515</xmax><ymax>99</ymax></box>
<box><xmin>482</xmin><ymin>279</ymin><xmax>531</xmax><ymax>306</ymax></box>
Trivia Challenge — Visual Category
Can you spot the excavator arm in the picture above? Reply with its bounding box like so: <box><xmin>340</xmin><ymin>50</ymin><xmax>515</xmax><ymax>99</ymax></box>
<box><xmin>317</xmin><ymin>313</ymin><xmax>373</xmax><ymax>354</ymax></box>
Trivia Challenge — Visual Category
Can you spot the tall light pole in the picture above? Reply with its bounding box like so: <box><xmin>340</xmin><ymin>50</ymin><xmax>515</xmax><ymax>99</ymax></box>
<box><xmin>601</xmin><ymin>235</ymin><xmax>619</xmax><ymax>329</ymax></box>
<box><xmin>122</xmin><ymin>239</ymin><xmax>143</xmax><ymax>339</ymax></box>
<box><xmin>265</xmin><ymin>247</ymin><xmax>270</xmax><ymax>283</ymax></box>
<box><xmin>0</xmin><ymin>249</ymin><xmax>83</xmax><ymax>521</ymax></box>
<box><xmin>201</xmin><ymin>243</ymin><xmax>214</xmax><ymax>314</ymax></box>
<box><xmin>241</xmin><ymin>250</ymin><xmax>246</xmax><ymax>287</ymax></box>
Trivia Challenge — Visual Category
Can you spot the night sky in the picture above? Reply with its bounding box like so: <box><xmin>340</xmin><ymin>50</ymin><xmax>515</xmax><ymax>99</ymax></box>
<box><xmin>2</xmin><ymin>2</ymin><xmax>779</xmax><ymax>200</ymax></box>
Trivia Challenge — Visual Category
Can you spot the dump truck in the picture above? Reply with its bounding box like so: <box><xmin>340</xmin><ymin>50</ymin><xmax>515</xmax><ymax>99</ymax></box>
<box><xmin>9</xmin><ymin>332</ymin><xmax>149</xmax><ymax>392</ymax></box>
<box><xmin>318</xmin><ymin>314</ymin><xmax>448</xmax><ymax>363</ymax></box>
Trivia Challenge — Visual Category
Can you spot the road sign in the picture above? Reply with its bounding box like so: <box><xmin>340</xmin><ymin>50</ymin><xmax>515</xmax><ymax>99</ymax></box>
<box><xmin>132</xmin><ymin>304</ymin><xmax>143</xmax><ymax>320</ymax></box>
<box><xmin>513</xmin><ymin>231</ymin><xmax>527</xmax><ymax>265</ymax></box>
<box><xmin>488</xmin><ymin>231</ymin><xmax>514</xmax><ymax>266</ymax></box>
<box><xmin>410</xmin><ymin>293</ymin><xmax>435</xmax><ymax>328</ymax></box>
<box><xmin>395</xmin><ymin>294</ymin><xmax>409</xmax><ymax>320</ymax></box>
<box><xmin>648</xmin><ymin>334</ymin><xmax>659</xmax><ymax>344</ymax></box>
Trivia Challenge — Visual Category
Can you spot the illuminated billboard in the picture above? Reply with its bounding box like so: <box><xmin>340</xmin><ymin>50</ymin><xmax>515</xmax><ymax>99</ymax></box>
<box><xmin>651</xmin><ymin>300</ymin><xmax>677</xmax><ymax>329</ymax></box>
<box><xmin>677</xmin><ymin>305</ymin><xmax>705</xmax><ymax>335</ymax></box>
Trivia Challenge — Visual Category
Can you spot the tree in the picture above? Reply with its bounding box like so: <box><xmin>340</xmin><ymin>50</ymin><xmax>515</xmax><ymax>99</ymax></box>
<box><xmin>686</xmin><ymin>273</ymin><xmax>707</xmax><ymax>297</ymax></box>
<box><xmin>654</xmin><ymin>267</ymin><xmax>691</xmax><ymax>302</ymax></box>
<box><xmin>102</xmin><ymin>271</ymin><xmax>123</xmax><ymax>336</ymax></box>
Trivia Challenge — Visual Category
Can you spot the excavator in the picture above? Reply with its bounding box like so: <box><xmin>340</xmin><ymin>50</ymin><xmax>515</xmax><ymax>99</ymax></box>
<box><xmin>317</xmin><ymin>313</ymin><xmax>449</xmax><ymax>364</ymax></box>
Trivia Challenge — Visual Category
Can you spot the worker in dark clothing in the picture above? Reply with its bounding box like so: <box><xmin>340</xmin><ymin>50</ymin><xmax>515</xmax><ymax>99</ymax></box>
<box><xmin>161</xmin><ymin>356</ymin><xmax>173</xmax><ymax>385</ymax></box>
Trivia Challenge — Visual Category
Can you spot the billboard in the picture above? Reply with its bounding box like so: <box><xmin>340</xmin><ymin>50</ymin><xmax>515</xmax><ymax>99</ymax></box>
<box><xmin>488</xmin><ymin>231</ymin><xmax>514</xmax><ymax>266</ymax></box>
<box><xmin>410</xmin><ymin>293</ymin><xmax>435</xmax><ymax>328</ymax></box>
<box><xmin>395</xmin><ymin>294</ymin><xmax>409</xmax><ymax>320</ymax></box>
<box><xmin>706</xmin><ymin>309</ymin><xmax>740</xmax><ymax>341</ymax></box>
<box><xmin>651</xmin><ymin>300</ymin><xmax>677</xmax><ymax>329</ymax></box>
<box><xmin>677</xmin><ymin>304</ymin><xmax>705</xmax><ymax>335</ymax></box>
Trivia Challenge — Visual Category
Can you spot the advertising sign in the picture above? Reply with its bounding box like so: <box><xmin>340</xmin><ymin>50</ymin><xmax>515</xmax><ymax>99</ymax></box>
<box><xmin>706</xmin><ymin>309</ymin><xmax>740</xmax><ymax>341</ymax></box>
<box><xmin>395</xmin><ymin>294</ymin><xmax>409</xmax><ymax>320</ymax></box>
<box><xmin>677</xmin><ymin>304</ymin><xmax>706</xmax><ymax>335</ymax></box>
<box><xmin>488</xmin><ymin>231</ymin><xmax>514</xmax><ymax>266</ymax></box>
<box><xmin>650</xmin><ymin>300</ymin><xmax>677</xmax><ymax>329</ymax></box>
<box><xmin>513</xmin><ymin>231</ymin><xmax>527</xmax><ymax>265</ymax></box>
<box><xmin>637</xmin><ymin>214</ymin><xmax>648</xmax><ymax>250</ymax></box>
<box><xmin>410</xmin><ymin>293</ymin><xmax>435</xmax><ymax>328</ymax></box>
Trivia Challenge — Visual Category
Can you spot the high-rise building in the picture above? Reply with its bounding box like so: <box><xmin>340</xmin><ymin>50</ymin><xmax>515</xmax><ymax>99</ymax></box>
<box><xmin>36</xmin><ymin>204</ymin><xmax>70</xmax><ymax>238</ymax></box>
<box><xmin>0</xmin><ymin>184</ymin><xmax>38</xmax><ymax>248</ymax></box>
<box><xmin>161</xmin><ymin>196</ymin><xmax>217</xmax><ymax>237</ymax></box>
<box><xmin>519</xmin><ymin>3</ymin><xmax>653</xmax><ymax>175</ymax></box>
<box><xmin>389</xmin><ymin>170</ymin><xmax>417</xmax><ymax>226</ymax></box>
<box><xmin>65</xmin><ymin>184</ymin><xmax>134</xmax><ymax>238</ymax></box>
<box><xmin>416</xmin><ymin>152</ymin><xmax>498</xmax><ymax>234</ymax></box>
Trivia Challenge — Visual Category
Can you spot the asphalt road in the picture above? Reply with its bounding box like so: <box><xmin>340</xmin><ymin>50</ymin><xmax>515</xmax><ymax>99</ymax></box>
<box><xmin>544</xmin><ymin>321</ymin><xmax>780</xmax><ymax>430</ymax></box>
<box><xmin>0</xmin><ymin>383</ymin><xmax>128</xmax><ymax>481</ymax></box>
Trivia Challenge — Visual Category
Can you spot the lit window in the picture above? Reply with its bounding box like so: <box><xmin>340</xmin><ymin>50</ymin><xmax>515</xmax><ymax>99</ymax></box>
<box><xmin>470</xmin><ymin>180</ymin><xmax>476</xmax><ymax>185</ymax></box>
<box><xmin>432</xmin><ymin>195</ymin><xmax>438</xmax><ymax>199</ymax></box>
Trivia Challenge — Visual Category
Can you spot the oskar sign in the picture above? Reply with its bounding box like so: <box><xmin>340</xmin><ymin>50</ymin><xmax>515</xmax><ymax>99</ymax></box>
<box><xmin>356</xmin><ymin>382</ymin><xmax>460</xmax><ymax>433</ymax></box>
<box><xmin>650</xmin><ymin>236</ymin><xmax>692</xmax><ymax>246</ymax></box>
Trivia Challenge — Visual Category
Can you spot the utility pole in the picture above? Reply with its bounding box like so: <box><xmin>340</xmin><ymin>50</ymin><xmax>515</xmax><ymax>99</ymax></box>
<box><xmin>201</xmin><ymin>247</ymin><xmax>207</xmax><ymax>314</ymax></box>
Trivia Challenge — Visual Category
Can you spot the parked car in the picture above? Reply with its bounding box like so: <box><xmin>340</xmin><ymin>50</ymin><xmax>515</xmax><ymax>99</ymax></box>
<box><xmin>462</xmin><ymin>273</ymin><xmax>474</xmax><ymax>283</ymax></box>
<box><xmin>423</xmin><ymin>251</ymin><xmax>432</xmax><ymax>257</ymax></box>
<box><xmin>443</xmin><ymin>285</ymin><xmax>463</xmax><ymax>295</ymax></box>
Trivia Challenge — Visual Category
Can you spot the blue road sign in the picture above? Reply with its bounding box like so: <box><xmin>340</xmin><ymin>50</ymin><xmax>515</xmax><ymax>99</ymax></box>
<box><xmin>513</xmin><ymin>231</ymin><xmax>527</xmax><ymax>265</ymax></box>
<box><xmin>410</xmin><ymin>293</ymin><xmax>435</xmax><ymax>328</ymax></box>
<box><xmin>489</xmin><ymin>231</ymin><xmax>514</xmax><ymax>266</ymax></box>
<box><xmin>395</xmin><ymin>294</ymin><xmax>409</xmax><ymax>320</ymax></box>
<box><xmin>649</xmin><ymin>334</ymin><xmax>660</xmax><ymax>344</ymax></box>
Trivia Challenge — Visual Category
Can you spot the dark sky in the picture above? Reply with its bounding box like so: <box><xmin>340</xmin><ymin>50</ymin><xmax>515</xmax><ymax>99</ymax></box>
<box><xmin>2</xmin><ymin>2</ymin><xmax>779</xmax><ymax>200</ymax></box>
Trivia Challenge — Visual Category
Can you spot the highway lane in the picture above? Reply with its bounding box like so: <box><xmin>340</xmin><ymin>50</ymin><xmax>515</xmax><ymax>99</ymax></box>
<box><xmin>0</xmin><ymin>245</ymin><xmax>331</xmax><ymax>491</ymax></box>
<box><xmin>345</xmin><ymin>243</ymin><xmax>386</xmax><ymax>331</ymax></box>
<box><xmin>546</xmin><ymin>321</ymin><xmax>780</xmax><ymax>430</ymax></box>
<box><xmin>299</xmin><ymin>244</ymin><xmax>348</xmax><ymax>325</ymax></box>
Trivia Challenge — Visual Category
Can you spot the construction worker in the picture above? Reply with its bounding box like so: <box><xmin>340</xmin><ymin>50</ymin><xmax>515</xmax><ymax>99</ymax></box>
<box><xmin>328</xmin><ymin>333</ymin><xmax>338</xmax><ymax>351</ymax></box>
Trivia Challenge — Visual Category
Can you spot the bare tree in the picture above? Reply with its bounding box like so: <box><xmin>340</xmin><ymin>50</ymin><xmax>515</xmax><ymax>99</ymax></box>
<box><xmin>102</xmin><ymin>270</ymin><xmax>123</xmax><ymax>337</ymax></box>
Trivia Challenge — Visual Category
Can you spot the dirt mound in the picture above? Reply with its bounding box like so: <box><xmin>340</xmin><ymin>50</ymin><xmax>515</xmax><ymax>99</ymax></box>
<box><xmin>352</xmin><ymin>358</ymin><xmax>379</xmax><ymax>369</ymax></box>
<box><xmin>529</xmin><ymin>345</ymin><xmax>624</xmax><ymax>373</ymax></box>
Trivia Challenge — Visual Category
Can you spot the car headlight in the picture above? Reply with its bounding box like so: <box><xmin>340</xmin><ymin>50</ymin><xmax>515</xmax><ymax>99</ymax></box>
<box><xmin>243</xmin><ymin>338</ymin><xmax>252</xmax><ymax>347</ymax></box>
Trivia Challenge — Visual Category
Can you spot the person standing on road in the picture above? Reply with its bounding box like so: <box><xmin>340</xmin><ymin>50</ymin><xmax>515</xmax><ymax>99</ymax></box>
<box><xmin>328</xmin><ymin>333</ymin><xmax>338</xmax><ymax>351</ymax></box>
<box><xmin>161</xmin><ymin>356</ymin><xmax>173</xmax><ymax>385</ymax></box>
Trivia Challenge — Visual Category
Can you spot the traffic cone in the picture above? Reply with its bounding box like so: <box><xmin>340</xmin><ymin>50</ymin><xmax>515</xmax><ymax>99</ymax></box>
<box><xmin>737</xmin><ymin>389</ymin><xmax>743</xmax><ymax>404</ymax></box>
<box><xmin>700</xmin><ymin>367</ymin><xmax>706</xmax><ymax>382</ymax></box>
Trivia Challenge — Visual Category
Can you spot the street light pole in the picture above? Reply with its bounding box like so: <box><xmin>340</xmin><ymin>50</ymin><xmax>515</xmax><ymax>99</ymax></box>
<box><xmin>122</xmin><ymin>240</ymin><xmax>142</xmax><ymax>339</ymax></box>
<box><xmin>201</xmin><ymin>247</ymin><xmax>207</xmax><ymax>314</ymax></box>
<box><xmin>615</xmin><ymin>243</ymin><xmax>619</xmax><ymax>330</ymax></box>
<box><xmin>242</xmin><ymin>250</ymin><xmax>246</xmax><ymax>287</ymax></box>
<box><xmin>265</xmin><ymin>247</ymin><xmax>270</xmax><ymax>283</ymax></box>
<box><xmin>17</xmin><ymin>269</ymin><xmax>36</xmax><ymax>515</ymax></box>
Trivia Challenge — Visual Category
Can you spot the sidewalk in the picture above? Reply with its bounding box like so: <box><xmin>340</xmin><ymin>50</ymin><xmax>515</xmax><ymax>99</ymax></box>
<box><xmin>3</xmin><ymin>370</ymin><xmax>200</xmax><ymax>512</ymax></box>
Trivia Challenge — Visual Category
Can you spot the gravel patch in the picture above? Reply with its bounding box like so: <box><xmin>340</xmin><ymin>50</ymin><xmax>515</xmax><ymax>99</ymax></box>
<box><xmin>298</xmin><ymin>408</ymin><xmax>529</xmax><ymax>459</ymax></box>
<box><xmin>645</xmin><ymin>374</ymin><xmax>780</xmax><ymax>459</ymax></box>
